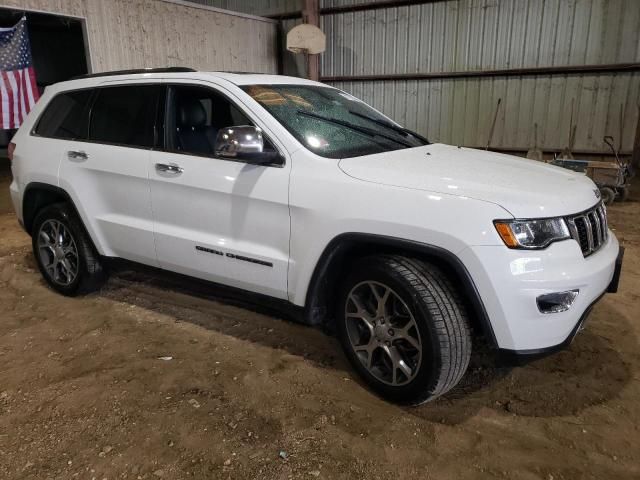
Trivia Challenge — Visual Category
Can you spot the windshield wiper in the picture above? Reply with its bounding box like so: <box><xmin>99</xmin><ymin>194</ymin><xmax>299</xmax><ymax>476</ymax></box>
<box><xmin>296</xmin><ymin>110</ymin><xmax>414</xmax><ymax>148</ymax></box>
<box><xmin>348</xmin><ymin>110</ymin><xmax>430</xmax><ymax>144</ymax></box>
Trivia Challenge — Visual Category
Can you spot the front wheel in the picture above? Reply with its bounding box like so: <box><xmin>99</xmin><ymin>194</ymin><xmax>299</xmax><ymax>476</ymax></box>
<box><xmin>337</xmin><ymin>255</ymin><xmax>472</xmax><ymax>405</ymax></box>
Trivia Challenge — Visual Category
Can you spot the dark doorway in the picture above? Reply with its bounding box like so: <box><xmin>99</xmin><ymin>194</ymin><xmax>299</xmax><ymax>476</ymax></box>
<box><xmin>0</xmin><ymin>7</ymin><xmax>89</xmax><ymax>147</ymax></box>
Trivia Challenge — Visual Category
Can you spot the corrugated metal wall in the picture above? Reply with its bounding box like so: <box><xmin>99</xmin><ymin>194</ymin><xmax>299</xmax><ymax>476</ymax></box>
<box><xmin>0</xmin><ymin>0</ymin><xmax>278</xmax><ymax>74</ymax></box>
<box><xmin>319</xmin><ymin>0</ymin><xmax>640</xmax><ymax>154</ymax></box>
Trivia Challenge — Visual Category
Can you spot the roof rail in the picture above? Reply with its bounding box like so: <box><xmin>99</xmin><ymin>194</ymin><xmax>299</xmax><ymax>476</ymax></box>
<box><xmin>71</xmin><ymin>67</ymin><xmax>197</xmax><ymax>80</ymax></box>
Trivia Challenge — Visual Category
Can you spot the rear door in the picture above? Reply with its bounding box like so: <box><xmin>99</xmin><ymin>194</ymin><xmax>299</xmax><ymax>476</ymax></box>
<box><xmin>58</xmin><ymin>83</ymin><xmax>162</xmax><ymax>265</ymax></box>
<box><xmin>25</xmin><ymin>88</ymin><xmax>94</xmax><ymax>209</ymax></box>
<box><xmin>148</xmin><ymin>81</ymin><xmax>291</xmax><ymax>299</ymax></box>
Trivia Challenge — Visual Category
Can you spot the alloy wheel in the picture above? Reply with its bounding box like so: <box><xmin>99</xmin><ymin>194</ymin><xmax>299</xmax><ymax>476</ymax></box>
<box><xmin>37</xmin><ymin>219</ymin><xmax>80</xmax><ymax>286</ymax></box>
<box><xmin>344</xmin><ymin>281</ymin><xmax>422</xmax><ymax>386</ymax></box>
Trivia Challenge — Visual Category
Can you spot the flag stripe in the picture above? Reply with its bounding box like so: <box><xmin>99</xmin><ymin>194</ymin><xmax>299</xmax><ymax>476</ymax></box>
<box><xmin>7</xmin><ymin>71</ymin><xmax>20</xmax><ymax>128</ymax></box>
<box><xmin>1</xmin><ymin>71</ymin><xmax>15</xmax><ymax>129</ymax></box>
<box><xmin>26</xmin><ymin>66</ymin><xmax>37</xmax><ymax>105</ymax></box>
<box><xmin>0</xmin><ymin>80</ymin><xmax>6</xmax><ymax>129</ymax></box>
<box><xmin>16</xmin><ymin>71</ymin><xmax>24</xmax><ymax>126</ymax></box>
<box><xmin>30</xmin><ymin>67</ymin><xmax>39</xmax><ymax>103</ymax></box>
<box><xmin>19</xmin><ymin>70</ymin><xmax>29</xmax><ymax>125</ymax></box>
<box><xmin>14</xmin><ymin>71</ymin><xmax>20</xmax><ymax>126</ymax></box>
<box><xmin>1</xmin><ymin>77</ymin><xmax>12</xmax><ymax>129</ymax></box>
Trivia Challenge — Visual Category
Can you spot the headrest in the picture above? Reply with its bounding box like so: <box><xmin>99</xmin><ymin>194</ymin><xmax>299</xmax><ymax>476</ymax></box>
<box><xmin>178</xmin><ymin>97</ymin><xmax>206</xmax><ymax>127</ymax></box>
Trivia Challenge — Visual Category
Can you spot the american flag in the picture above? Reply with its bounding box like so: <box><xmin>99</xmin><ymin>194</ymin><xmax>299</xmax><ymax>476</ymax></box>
<box><xmin>0</xmin><ymin>17</ymin><xmax>39</xmax><ymax>129</ymax></box>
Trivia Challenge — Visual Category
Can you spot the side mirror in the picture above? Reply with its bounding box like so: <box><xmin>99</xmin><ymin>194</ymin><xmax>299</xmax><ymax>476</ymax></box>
<box><xmin>214</xmin><ymin>125</ymin><xmax>281</xmax><ymax>165</ymax></box>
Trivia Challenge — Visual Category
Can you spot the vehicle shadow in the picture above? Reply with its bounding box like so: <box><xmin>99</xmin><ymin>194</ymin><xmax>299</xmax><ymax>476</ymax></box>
<box><xmin>411</xmin><ymin>308</ymin><xmax>634</xmax><ymax>424</ymax></box>
<box><xmin>0</xmin><ymin>159</ymin><xmax>13</xmax><ymax>215</ymax></box>
<box><xmin>91</xmin><ymin>261</ymin><xmax>633</xmax><ymax>423</ymax></box>
<box><xmin>100</xmin><ymin>263</ymin><xmax>349</xmax><ymax>371</ymax></box>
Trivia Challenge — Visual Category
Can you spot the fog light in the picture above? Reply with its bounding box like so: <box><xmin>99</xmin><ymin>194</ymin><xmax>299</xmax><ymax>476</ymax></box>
<box><xmin>536</xmin><ymin>290</ymin><xmax>579</xmax><ymax>314</ymax></box>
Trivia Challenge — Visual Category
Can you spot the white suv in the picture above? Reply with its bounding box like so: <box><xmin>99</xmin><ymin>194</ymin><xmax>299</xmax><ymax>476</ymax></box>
<box><xmin>8</xmin><ymin>68</ymin><xmax>624</xmax><ymax>404</ymax></box>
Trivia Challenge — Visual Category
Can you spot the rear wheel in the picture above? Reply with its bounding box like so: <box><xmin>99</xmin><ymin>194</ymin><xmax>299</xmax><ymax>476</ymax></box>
<box><xmin>336</xmin><ymin>255</ymin><xmax>472</xmax><ymax>405</ymax></box>
<box><xmin>32</xmin><ymin>203</ymin><xmax>106</xmax><ymax>295</ymax></box>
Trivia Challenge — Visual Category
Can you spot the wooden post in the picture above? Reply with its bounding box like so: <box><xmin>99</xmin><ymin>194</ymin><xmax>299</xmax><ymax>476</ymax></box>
<box><xmin>633</xmin><ymin>104</ymin><xmax>640</xmax><ymax>169</ymax></box>
<box><xmin>303</xmin><ymin>0</ymin><xmax>320</xmax><ymax>81</ymax></box>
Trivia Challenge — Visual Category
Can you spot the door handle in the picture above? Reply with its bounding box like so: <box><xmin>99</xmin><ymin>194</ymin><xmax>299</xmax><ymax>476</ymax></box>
<box><xmin>67</xmin><ymin>150</ymin><xmax>88</xmax><ymax>161</ymax></box>
<box><xmin>155</xmin><ymin>163</ymin><xmax>184</xmax><ymax>174</ymax></box>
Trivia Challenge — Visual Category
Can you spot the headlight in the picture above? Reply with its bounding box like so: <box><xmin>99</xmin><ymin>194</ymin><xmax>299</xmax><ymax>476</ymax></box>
<box><xmin>494</xmin><ymin>218</ymin><xmax>570</xmax><ymax>249</ymax></box>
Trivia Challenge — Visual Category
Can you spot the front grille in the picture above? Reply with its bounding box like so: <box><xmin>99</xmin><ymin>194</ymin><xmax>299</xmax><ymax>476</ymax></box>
<box><xmin>566</xmin><ymin>203</ymin><xmax>608</xmax><ymax>257</ymax></box>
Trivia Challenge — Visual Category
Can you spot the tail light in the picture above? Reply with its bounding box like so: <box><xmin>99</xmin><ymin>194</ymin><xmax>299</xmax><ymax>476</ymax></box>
<box><xmin>7</xmin><ymin>142</ymin><xmax>16</xmax><ymax>165</ymax></box>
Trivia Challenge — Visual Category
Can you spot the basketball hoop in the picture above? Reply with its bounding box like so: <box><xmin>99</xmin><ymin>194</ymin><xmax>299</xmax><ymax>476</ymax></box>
<box><xmin>286</xmin><ymin>24</ymin><xmax>326</xmax><ymax>55</ymax></box>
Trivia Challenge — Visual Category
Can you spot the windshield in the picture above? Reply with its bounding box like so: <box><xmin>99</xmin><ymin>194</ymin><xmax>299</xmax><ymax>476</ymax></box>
<box><xmin>241</xmin><ymin>85</ymin><xmax>428</xmax><ymax>159</ymax></box>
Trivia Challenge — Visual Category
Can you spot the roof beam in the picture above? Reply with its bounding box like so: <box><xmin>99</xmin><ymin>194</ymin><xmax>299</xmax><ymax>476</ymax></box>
<box><xmin>321</xmin><ymin>63</ymin><xmax>640</xmax><ymax>83</ymax></box>
<box><xmin>267</xmin><ymin>0</ymin><xmax>444</xmax><ymax>20</ymax></box>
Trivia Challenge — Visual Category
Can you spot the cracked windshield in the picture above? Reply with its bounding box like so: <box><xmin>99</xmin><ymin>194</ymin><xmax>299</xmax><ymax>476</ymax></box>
<box><xmin>242</xmin><ymin>85</ymin><xmax>428</xmax><ymax>159</ymax></box>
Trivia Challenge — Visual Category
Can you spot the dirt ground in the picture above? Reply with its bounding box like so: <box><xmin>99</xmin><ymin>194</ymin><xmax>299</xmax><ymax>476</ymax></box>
<box><xmin>1</xmin><ymin>161</ymin><xmax>639</xmax><ymax>480</ymax></box>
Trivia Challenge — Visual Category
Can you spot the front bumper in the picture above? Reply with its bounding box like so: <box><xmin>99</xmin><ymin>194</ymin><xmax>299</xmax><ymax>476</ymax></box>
<box><xmin>606</xmin><ymin>245</ymin><xmax>624</xmax><ymax>294</ymax></box>
<box><xmin>498</xmin><ymin>293</ymin><xmax>603</xmax><ymax>363</ymax></box>
<box><xmin>499</xmin><ymin>243</ymin><xmax>621</xmax><ymax>362</ymax></box>
<box><xmin>459</xmin><ymin>233</ymin><xmax>621</xmax><ymax>353</ymax></box>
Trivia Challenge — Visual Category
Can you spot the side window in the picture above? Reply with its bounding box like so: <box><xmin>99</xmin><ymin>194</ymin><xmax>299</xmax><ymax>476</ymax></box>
<box><xmin>34</xmin><ymin>90</ymin><xmax>93</xmax><ymax>140</ymax></box>
<box><xmin>167</xmin><ymin>85</ymin><xmax>275</xmax><ymax>157</ymax></box>
<box><xmin>89</xmin><ymin>85</ymin><xmax>160</xmax><ymax>148</ymax></box>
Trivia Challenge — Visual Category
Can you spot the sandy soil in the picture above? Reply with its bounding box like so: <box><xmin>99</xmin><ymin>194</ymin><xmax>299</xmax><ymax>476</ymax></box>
<box><xmin>1</xmin><ymin>165</ymin><xmax>639</xmax><ymax>479</ymax></box>
<box><xmin>0</xmin><ymin>163</ymin><xmax>12</xmax><ymax>215</ymax></box>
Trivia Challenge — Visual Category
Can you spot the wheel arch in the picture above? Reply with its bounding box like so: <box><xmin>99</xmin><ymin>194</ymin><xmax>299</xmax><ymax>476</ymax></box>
<box><xmin>22</xmin><ymin>182</ymin><xmax>74</xmax><ymax>234</ymax></box>
<box><xmin>303</xmin><ymin>233</ymin><xmax>498</xmax><ymax>348</ymax></box>
<box><xmin>22</xmin><ymin>182</ymin><xmax>101</xmax><ymax>255</ymax></box>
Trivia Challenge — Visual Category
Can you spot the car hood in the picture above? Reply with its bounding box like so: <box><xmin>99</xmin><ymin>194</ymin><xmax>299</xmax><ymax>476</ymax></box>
<box><xmin>338</xmin><ymin>144</ymin><xmax>600</xmax><ymax>218</ymax></box>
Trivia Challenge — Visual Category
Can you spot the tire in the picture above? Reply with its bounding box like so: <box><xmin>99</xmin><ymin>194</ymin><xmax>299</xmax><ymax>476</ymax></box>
<box><xmin>336</xmin><ymin>255</ymin><xmax>472</xmax><ymax>405</ymax></box>
<box><xmin>32</xmin><ymin>203</ymin><xmax>106</xmax><ymax>296</ymax></box>
<box><xmin>600</xmin><ymin>187</ymin><xmax>616</xmax><ymax>205</ymax></box>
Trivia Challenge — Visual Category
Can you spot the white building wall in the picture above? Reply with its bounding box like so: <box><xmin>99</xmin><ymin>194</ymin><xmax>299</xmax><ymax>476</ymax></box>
<box><xmin>0</xmin><ymin>0</ymin><xmax>279</xmax><ymax>74</ymax></box>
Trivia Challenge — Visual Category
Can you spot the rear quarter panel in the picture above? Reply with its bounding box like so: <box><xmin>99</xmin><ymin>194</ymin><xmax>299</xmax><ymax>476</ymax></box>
<box><xmin>10</xmin><ymin>88</ymin><xmax>62</xmax><ymax>222</ymax></box>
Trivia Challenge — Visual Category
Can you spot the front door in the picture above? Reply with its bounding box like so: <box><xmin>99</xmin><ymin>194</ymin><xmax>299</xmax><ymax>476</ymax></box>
<box><xmin>148</xmin><ymin>82</ymin><xmax>291</xmax><ymax>299</ymax></box>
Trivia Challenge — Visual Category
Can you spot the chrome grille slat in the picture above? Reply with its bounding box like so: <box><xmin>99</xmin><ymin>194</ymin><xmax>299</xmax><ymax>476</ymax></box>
<box><xmin>583</xmin><ymin>215</ymin><xmax>594</xmax><ymax>253</ymax></box>
<box><xmin>566</xmin><ymin>203</ymin><xmax>607</xmax><ymax>257</ymax></box>
<box><xmin>599</xmin><ymin>205</ymin><xmax>608</xmax><ymax>241</ymax></box>
<box><xmin>595</xmin><ymin>207</ymin><xmax>603</xmax><ymax>241</ymax></box>
<box><xmin>567</xmin><ymin>218</ymin><xmax>579</xmax><ymax>242</ymax></box>
<box><xmin>591</xmin><ymin>211</ymin><xmax>602</xmax><ymax>246</ymax></box>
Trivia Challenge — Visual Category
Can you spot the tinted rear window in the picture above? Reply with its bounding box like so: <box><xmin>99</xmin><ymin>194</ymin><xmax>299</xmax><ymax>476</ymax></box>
<box><xmin>89</xmin><ymin>85</ymin><xmax>160</xmax><ymax>148</ymax></box>
<box><xmin>35</xmin><ymin>90</ymin><xmax>92</xmax><ymax>139</ymax></box>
